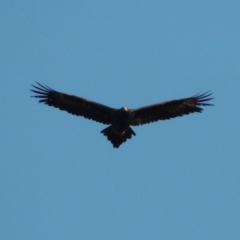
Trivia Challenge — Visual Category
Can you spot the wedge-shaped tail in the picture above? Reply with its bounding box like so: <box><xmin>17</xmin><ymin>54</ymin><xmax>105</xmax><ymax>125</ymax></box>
<box><xmin>101</xmin><ymin>126</ymin><xmax>136</xmax><ymax>148</ymax></box>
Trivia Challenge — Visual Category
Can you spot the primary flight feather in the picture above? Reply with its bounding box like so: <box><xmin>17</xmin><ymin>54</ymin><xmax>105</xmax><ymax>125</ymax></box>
<box><xmin>31</xmin><ymin>82</ymin><xmax>213</xmax><ymax>148</ymax></box>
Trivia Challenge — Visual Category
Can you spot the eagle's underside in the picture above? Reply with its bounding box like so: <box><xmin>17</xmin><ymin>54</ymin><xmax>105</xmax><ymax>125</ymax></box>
<box><xmin>30</xmin><ymin>82</ymin><xmax>213</xmax><ymax>148</ymax></box>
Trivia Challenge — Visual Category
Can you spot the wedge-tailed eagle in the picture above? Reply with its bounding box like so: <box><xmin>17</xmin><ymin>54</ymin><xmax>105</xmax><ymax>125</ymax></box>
<box><xmin>30</xmin><ymin>83</ymin><xmax>213</xmax><ymax>148</ymax></box>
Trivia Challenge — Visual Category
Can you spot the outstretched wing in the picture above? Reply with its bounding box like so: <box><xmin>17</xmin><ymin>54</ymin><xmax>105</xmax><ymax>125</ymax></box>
<box><xmin>130</xmin><ymin>92</ymin><xmax>213</xmax><ymax>126</ymax></box>
<box><xmin>30</xmin><ymin>82</ymin><xmax>116</xmax><ymax>124</ymax></box>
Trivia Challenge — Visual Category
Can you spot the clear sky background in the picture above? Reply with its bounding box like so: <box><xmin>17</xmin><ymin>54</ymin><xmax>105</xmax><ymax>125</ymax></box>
<box><xmin>1</xmin><ymin>1</ymin><xmax>240</xmax><ymax>239</ymax></box>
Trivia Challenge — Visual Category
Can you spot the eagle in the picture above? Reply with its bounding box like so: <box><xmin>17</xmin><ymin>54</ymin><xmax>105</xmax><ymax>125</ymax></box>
<box><xmin>30</xmin><ymin>82</ymin><xmax>213</xmax><ymax>148</ymax></box>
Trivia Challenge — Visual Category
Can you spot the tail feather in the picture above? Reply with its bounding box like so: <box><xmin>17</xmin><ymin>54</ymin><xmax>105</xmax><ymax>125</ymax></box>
<box><xmin>101</xmin><ymin>126</ymin><xmax>136</xmax><ymax>148</ymax></box>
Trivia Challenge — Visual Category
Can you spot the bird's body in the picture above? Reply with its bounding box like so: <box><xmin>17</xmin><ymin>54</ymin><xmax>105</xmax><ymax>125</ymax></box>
<box><xmin>101</xmin><ymin>107</ymin><xmax>136</xmax><ymax>147</ymax></box>
<box><xmin>31</xmin><ymin>83</ymin><xmax>213</xmax><ymax>148</ymax></box>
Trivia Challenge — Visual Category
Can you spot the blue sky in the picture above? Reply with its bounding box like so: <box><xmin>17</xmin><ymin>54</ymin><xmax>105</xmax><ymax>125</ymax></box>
<box><xmin>1</xmin><ymin>1</ymin><xmax>240</xmax><ymax>239</ymax></box>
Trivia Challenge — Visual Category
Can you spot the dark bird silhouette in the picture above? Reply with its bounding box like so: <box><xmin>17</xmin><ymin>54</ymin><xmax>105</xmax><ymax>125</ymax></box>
<box><xmin>30</xmin><ymin>82</ymin><xmax>213</xmax><ymax>148</ymax></box>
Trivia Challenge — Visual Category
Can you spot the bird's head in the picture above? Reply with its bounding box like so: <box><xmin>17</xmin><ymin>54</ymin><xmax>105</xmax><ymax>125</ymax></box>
<box><xmin>121</xmin><ymin>106</ymin><xmax>129</xmax><ymax>112</ymax></box>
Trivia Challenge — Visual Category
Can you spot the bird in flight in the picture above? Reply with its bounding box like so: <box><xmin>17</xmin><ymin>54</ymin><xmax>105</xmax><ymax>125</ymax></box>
<box><xmin>30</xmin><ymin>82</ymin><xmax>213</xmax><ymax>148</ymax></box>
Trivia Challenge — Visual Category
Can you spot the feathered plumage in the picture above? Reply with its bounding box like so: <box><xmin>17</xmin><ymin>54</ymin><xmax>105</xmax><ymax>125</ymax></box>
<box><xmin>31</xmin><ymin>82</ymin><xmax>213</xmax><ymax>148</ymax></box>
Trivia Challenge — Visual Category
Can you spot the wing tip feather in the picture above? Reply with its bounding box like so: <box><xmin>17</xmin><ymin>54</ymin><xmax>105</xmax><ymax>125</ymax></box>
<box><xmin>193</xmin><ymin>91</ymin><xmax>214</xmax><ymax>106</ymax></box>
